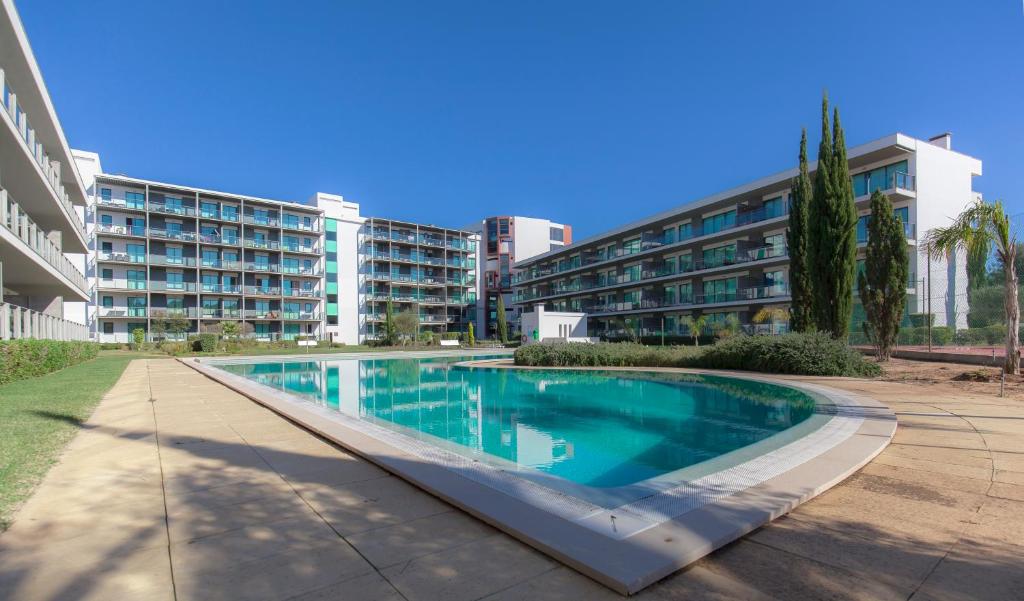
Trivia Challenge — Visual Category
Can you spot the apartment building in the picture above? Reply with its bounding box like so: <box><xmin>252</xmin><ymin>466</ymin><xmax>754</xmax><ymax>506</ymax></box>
<box><xmin>512</xmin><ymin>133</ymin><xmax>981</xmax><ymax>338</ymax></box>
<box><xmin>317</xmin><ymin>194</ymin><xmax>479</xmax><ymax>345</ymax></box>
<box><xmin>0</xmin><ymin>0</ymin><xmax>90</xmax><ymax>340</ymax></box>
<box><xmin>465</xmin><ymin>216</ymin><xmax>571</xmax><ymax>337</ymax></box>
<box><xmin>72</xmin><ymin>152</ymin><xmax>326</xmax><ymax>343</ymax></box>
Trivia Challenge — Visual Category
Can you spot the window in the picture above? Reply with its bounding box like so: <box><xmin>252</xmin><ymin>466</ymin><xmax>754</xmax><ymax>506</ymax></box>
<box><xmin>702</xmin><ymin>244</ymin><xmax>736</xmax><ymax>268</ymax></box>
<box><xmin>200</xmin><ymin>202</ymin><xmax>218</xmax><ymax>218</ymax></box>
<box><xmin>678</xmin><ymin>282</ymin><xmax>693</xmax><ymax>303</ymax></box>
<box><xmin>127</xmin><ymin>270</ymin><xmax>146</xmax><ymax>290</ymax></box>
<box><xmin>102</xmin><ymin>322</ymin><xmax>114</xmax><ymax>334</ymax></box>
<box><xmin>283</xmin><ymin>214</ymin><xmax>299</xmax><ymax>229</ymax></box>
<box><xmin>622</xmin><ymin>238</ymin><xmax>641</xmax><ymax>255</ymax></box>
<box><xmin>764</xmin><ymin>270</ymin><xmax>786</xmax><ymax>293</ymax></box>
<box><xmin>100</xmin><ymin>214</ymin><xmax>112</xmax><ymax>227</ymax></box>
<box><xmin>283</xmin><ymin>235</ymin><xmax>298</xmax><ymax>251</ymax></box>
<box><xmin>222</xmin><ymin>205</ymin><xmax>238</xmax><ymax>221</ymax></box>
<box><xmin>303</xmin><ymin>216</ymin><xmax>312</xmax><ymax>230</ymax></box>
<box><xmin>202</xmin><ymin>249</ymin><xmax>219</xmax><ymax>267</ymax></box>
<box><xmin>763</xmin><ymin>197</ymin><xmax>784</xmax><ymax>219</ymax></box>
<box><xmin>166</xmin><ymin>296</ymin><xmax>184</xmax><ymax>310</ymax></box>
<box><xmin>127</xmin><ymin>296</ymin><xmax>147</xmax><ymax>317</ymax></box>
<box><xmin>678</xmin><ymin>252</ymin><xmax>693</xmax><ymax>272</ymax></box>
<box><xmin>762</xmin><ymin>234</ymin><xmax>785</xmax><ymax>259</ymax></box>
<box><xmin>101</xmin><ymin>241</ymin><xmax>112</xmax><ymax>253</ymax></box>
<box><xmin>201</xmin><ymin>273</ymin><xmax>218</xmax><ymax>291</ymax></box>
<box><xmin>702</xmin><ymin>210</ymin><xmax>736</xmax><ymax>235</ymax></box>
<box><xmin>100</xmin><ymin>188</ymin><xmax>112</xmax><ymax>201</ymax></box>
<box><xmin>102</xmin><ymin>296</ymin><xmax>113</xmax><ymax>308</ymax></box>
<box><xmin>703</xmin><ymin>277</ymin><xmax>737</xmax><ymax>303</ymax></box>
<box><xmin>222</xmin><ymin>228</ymin><xmax>238</xmax><ymax>244</ymax></box>
<box><xmin>662</xmin><ymin>227</ymin><xmax>675</xmax><ymax>244</ymax></box>
<box><xmin>166</xmin><ymin>246</ymin><xmax>182</xmax><ymax>265</ymax></box>
<box><xmin>127</xmin><ymin>243</ymin><xmax>145</xmax><ymax>263</ymax></box>
<box><xmin>101</xmin><ymin>268</ymin><xmax>113</xmax><ymax>281</ymax></box>
<box><xmin>125</xmin><ymin>191</ymin><xmax>145</xmax><ymax>210</ymax></box>
<box><xmin>549</xmin><ymin>227</ymin><xmax>563</xmax><ymax>243</ymax></box>
<box><xmin>678</xmin><ymin>223</ymin><xmax>692</xmax><ymax>241</ymax></box>
<box><xmin>852</xmin><ymin>160</ymin><xmax>909</xmax><ymax>197</ymax></box>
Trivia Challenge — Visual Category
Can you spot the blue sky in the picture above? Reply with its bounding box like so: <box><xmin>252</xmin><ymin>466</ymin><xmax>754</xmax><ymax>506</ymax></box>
<box><xmin>20</xmin><ymin>1</ymin><xmax>1024</xmax><ymax>238</ymax></box>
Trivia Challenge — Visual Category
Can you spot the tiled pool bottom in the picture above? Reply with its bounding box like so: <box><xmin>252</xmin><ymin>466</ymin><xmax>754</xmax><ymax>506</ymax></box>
<box><xmin>187</xmin><ymin>352</ymin><xmax>896</xmax><ymax>594</ymax></box>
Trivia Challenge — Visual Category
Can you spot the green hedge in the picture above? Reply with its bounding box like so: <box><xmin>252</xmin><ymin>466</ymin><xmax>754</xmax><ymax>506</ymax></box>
<box><xmin>0</xmin><ymin>340</ymin><xmax>99</xmax><ymax>385</ymax></box>
<box><xmin>514</xmin><ymin>332</ymin><xmax>880</xmax><ymax>377</ymax></box>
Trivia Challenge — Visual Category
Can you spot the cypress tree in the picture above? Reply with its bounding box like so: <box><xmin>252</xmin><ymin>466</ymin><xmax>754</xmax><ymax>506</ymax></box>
<box><xmin>808</xmin><ymin>93</ymin><xmax>834</xmax><ymax>331</ymax></box>
<box><xmin>828</xmin><ymin>106</ymin><xmax>858</xmax><ymax>339</ymax></box>
<box><xmin>808</xmin><ymin>93</ymin><xmax>858</xmax><ymax>339</ymax></box>
<box><xmin>787</xmin><ymin>128</ymin><xmax>813</xmax><ymax>332</ymax></box>
<box><xmin>384</xmin><ymin>300</ymin><xmax>396</xmax><ymax>345</ymax></box>
<box><xmin>496</xmin><ymin>296</ymin><xmax>508</xmax><ymax>344</ymax></box>
<box><xmin>858</xmin><ymin>189</ymin><xmax>909</xmax><ymax>360</ymax></box>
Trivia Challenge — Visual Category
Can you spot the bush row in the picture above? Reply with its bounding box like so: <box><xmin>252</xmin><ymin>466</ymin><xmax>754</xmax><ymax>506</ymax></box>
<box><xmin>0</xmin><ymin>340</ymin><xmax>99</xmax><ymax>385</ymax></box>
<box><xmin>514</xmin><ymin>332</ymin><xmax>880</xmax><ymax>377</ymax></box>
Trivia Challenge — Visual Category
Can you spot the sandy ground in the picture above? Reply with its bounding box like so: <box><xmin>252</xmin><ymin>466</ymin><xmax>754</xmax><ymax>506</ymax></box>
<box><xmin>878</xmin><ymin>357</ymin><xmax>1024</xmax><ymax>401</ymax></box>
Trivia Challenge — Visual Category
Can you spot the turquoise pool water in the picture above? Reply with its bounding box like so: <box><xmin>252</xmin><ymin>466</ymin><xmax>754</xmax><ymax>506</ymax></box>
<box><xmin>218</xmin><ymin>356</ymin><xmax>821</xmax><ymax>489</ymax></box>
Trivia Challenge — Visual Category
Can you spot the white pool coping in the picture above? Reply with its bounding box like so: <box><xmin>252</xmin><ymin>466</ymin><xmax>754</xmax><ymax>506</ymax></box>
<box><xmin>182</xmin><ymin>354</ymin><xmax>896</xmax><ymax>595</ymax></box>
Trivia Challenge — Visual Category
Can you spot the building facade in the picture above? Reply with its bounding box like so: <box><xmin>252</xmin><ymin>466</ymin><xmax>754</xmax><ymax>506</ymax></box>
<box><xmin>0</xmin><ymin>0</ymin><xmax>90</xmax><ymax>340</ymax></box>
<box><xmin>466</xmin><ymin>216</ymin><xmax>571</xmax><ymax>338</ymax></box>
<box><xmin>512</xmin><ymin>133</ymin><xmax>980</xmax><ymax>339</ymax></box>
<box><xmin>318</xmin><ymin>194</ymin><xmax>479</xmax><ymax>345</ymax></box>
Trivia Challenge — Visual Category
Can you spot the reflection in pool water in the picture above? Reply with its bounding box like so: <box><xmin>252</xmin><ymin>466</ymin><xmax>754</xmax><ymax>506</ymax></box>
<box><xmin>219</xmin><ymin>356</ymin><xmax>818</xmax><ymax>488</ymax></box>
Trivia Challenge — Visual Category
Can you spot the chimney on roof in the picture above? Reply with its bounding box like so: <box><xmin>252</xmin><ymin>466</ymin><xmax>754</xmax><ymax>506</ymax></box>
<box><xmin>928</xmin><ymin>132</ymin><xmax>952</xmax><ymax>150</ymax></box>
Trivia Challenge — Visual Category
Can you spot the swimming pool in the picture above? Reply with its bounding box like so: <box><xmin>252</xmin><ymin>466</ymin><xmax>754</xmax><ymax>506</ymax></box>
<box><xmin>194</xmin><ymin>351</ymin><xmax>895</xmax><ymax>594</ymax></box>
<box><xmin>218</xmin><ymin>355</ymin><xmax>829</xmax><ymax>497</ymax></box>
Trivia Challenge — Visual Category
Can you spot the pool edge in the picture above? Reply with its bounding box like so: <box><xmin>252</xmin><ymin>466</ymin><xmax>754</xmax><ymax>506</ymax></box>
<box><xmin>178</xmin><ymin>356</ymin><xmax>896</xmax><ymax>596</ymax></box>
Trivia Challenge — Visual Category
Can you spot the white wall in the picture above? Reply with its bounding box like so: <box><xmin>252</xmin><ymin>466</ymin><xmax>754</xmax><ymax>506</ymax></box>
<box><xmin>520</xmin><ymin>305</ymin><xmax>588</xmax><ymax>344</ymax></box>
<box><xmin>911</xmin><ymin>138</ymin><xmax>981</xmax><ymax>329</ymax></box>
<box><xmin>315</xmin><ymin>193</ymin><xmax>365</xmax><ymax>345</ymax></box>
<box><xmin>69</xmin><ymin>149</ymin><xmax>102</xmax><ymax>334</ymax></box>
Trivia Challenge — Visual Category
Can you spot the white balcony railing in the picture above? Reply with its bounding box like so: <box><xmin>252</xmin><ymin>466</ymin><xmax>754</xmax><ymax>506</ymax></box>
<box><xmin>0</xmin><ymin>189</ymin><xmax>89</xmax><ymax>294</ymax></box>
<box><xmin>0</xmin><ymin>301</ymin><xmax>88</xmax><ymax>340</ymax></box>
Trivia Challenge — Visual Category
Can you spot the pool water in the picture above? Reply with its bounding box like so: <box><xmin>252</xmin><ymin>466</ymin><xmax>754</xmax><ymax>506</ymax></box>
<box><xmin>218</xmin><ymin>356</ymin><xmax>820</xmax><ymax>489</ymax></box>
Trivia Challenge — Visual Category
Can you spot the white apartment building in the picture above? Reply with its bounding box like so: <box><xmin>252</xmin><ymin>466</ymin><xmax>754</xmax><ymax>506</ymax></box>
<box><xmin>512</xmin><ymin>132</ymin><xmax>981</xmax><ymax>338</ymax></box>
<box><xmin>0</xmin><ymin>0</ymin><xmax>90</xmax><ymax>340</ymax></box>
<box><xmin>317</xmin><ymin>194</ymin><xmax>480</xmax><ymax>345</ymax></box>
<box><xmin>464</xmin><ymin>216</ymin><xmax>571</xmax><ymax>338</ymax></box>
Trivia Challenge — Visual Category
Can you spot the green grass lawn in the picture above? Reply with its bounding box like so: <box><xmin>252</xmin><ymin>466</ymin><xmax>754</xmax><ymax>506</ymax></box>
<box><xmin>0</xmin><ymin>351</ymin><xmax>155</xmax><ymax>531</ymax></box>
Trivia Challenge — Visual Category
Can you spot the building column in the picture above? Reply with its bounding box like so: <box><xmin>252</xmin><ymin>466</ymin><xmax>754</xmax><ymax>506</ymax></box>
<box><xmin>0</xmin><ymin>303</ymin><xmax>9</xmax><ymax>340</ymax></box>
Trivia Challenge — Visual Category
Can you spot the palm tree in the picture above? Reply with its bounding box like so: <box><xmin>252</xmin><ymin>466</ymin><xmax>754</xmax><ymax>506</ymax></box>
<box><xmin>923</xmin><ymin>199</ymin><xmax>1018</xmax><ymax>373</ymax></box>
<box><xmin>753</xmin><ymin>307</ymin><xmax>791</xmax><ymax>335</ymax></box>
<box><xmin>679</xmin><ymin>314</ymin><xmax>708</xmax><ymax>346</ymax></box>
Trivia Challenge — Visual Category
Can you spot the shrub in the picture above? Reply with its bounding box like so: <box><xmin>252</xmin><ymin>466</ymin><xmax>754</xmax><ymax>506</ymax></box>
<box><xmin>131</xmin><ymin>328</ymin><xmax>145</xmax><ymax>348</ymax></box>
<box><xmin>0</xmin><ymin>340</ymin><xmax>99</xmax><ymax>385</ymax></box>
<box><xmin>514</xmin><ymin>332</ymin><xmax>880</xmax><ymax>377</ymax></box>
<box><xmin>193</xmin><ymin>333</ymin><xmax>218</xmax><ymax>353</ymax></box>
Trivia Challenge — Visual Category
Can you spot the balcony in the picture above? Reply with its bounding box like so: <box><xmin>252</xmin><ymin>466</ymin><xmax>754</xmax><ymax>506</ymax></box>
<box><xmin>200</xmin><ymin>284</ymin><xmax>242</xmax><ymax>294</ymax></box>
<box><xmin>200</xmin><ymin>309</ymin><xmax>243</xmax><ymax>319</ymax></box>
<box><xmin>282</xmin><ymin>242</ymin><xmax>321</xmax><ymax>254</ymax></box>
<box><xmin>0</xmin><ymin>302</ymin><xmax>88</xmax><ymax>341</ymax></box>
<box><xmin>516</xmin><ymin>244</ymin><xmax>787</xmax><ymax>303</ymax></box>
<box><xmin>586</xmin><ymin>284</ymin><xmax>790</xmax><ymax>315</ymax></box>
<box><xmin>199</xmin><ymin>233</ymin><xmax>241</xmax><ymax>246</ymax></box>
<box><xmin>0</xmin><ymin>75</ymin><xmax>88</xmax><ymax>249</ymax></box>
<box><xmin>150</xmin><ymin>308</ymin><xmax>199</xmax><ymax>319</ymax></box>
<box><xmin>149</xmin><ymin>228</ymin><xmax>197</xmax><ymax>242</ymax></box>
<box><xmin>150</xmin><ymin>282</ymin><xmax>197</xmax><ymax>293</ymax></box>
<box><xmin>0</xmin><ymin>190</ymin><xmax>89</xmax><ymax>296</ymax></box>
<box><xmin>244</xmin><ymin>262</ymin><xmax>281</xmax><ymax>273</ymax></box>
<box><xmin>283</xmin><ymin>288</ymin><xmax>319</xmax><ymax>298</ymax></box>
<box><xmin>150</xmin><ymin>256</ymin><xmax>198</xmax><ymax>267</ymax></box>
<box><xmin>281</xmin><ymin>265</ymin><xmax>320</xmax><ymax>276</ymax></box>
<box><xmin>243</xmin><ymin>214</ymin><xmax>280</xmax><ymax>227</ymax></box>
<box><xmin>97</xmin><ymin>223</ymin><xmax>147</xmax><ymax>238</ymax></box>
<box><xmin>281</xmin><ymin>219</ymin><xmax>321</xmax><ymax>233</ymax></box>
<box><xmin>96</xmin><ymin>196</ymin><xmax>145</xmax><ymax>212</ymax></box>
<box><xmin>244</xmin><ymin>238</ymin><xmax>280</xmax><ymax>250</ymax></box>
<box><xmin>515</xmin><ymin>205</ymin><xmax>791</xmax><ymax>286</ymax></box>
<box><xmin>244</xmin><ymin>286</ymin><xmax>281</xmax><ymax>296</ymax></box>
<box><xmin>96</xmin><ymin>280</ymin><xmax>147</xmax><ymax>291</ymax></box>
<box><xmin>242</xmin><ymin>309</ymin><xmax>283</xmax><ymax>319</ymax></box>
<box><xmin>199</xmin><ymin>260</ymin><xmax>242</xmax><ymax>270</ymax></box>
<box><xmin>97</xmin><ymin>306</ymin><xmax>149</xmax><ymax>318</ymax></box>
<box><xmin>97</xmin><ymin>251</ymin><xmax>146</xmax><ymax>265</ymax></box>
<box><xmin>199</xmin><ymin>209</ymin><xmax>239</xmax><ymax>222</ymax></box>
<box><xmin>150</xmin><ymin>203</ymin><xmax>196</xmax><ymax>217</ymax></box>
<box><xmin>281</xmin><ymin>311</ymin><xmax>321</xmax><ymax>321</ymax></box>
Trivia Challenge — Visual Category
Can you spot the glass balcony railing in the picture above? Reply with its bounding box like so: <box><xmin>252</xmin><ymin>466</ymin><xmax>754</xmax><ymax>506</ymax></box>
<box><xmin>244</xmin><ymin>286</ymin><xmax>281</xmax><ymax>295</ymax></box>
<box><xmin>150</xmin><ymin>203</ymin><xmax>196</xmax><ymax>217</ymax></box>
<box><xmin>97</xmin><ymin>251</ymin><xmax>146</xmax><ymax>264</ymax></box>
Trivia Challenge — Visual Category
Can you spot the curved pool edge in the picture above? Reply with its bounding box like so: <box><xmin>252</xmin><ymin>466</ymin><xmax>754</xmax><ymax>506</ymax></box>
<box><xmin>179</xmin><ymin>355</ymin><xmax>896</xmax><ymax>596</ymax></box>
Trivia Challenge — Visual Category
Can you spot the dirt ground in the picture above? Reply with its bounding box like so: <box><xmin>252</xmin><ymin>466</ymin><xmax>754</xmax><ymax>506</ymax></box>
<box><xmin>877</xmin><ymin>356</ymin><xmax>1024</xmax><ymax>400</ymax></box>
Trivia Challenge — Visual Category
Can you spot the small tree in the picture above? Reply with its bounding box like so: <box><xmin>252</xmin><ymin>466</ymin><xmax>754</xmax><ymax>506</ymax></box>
<box><xmin>220</xmin><ymin>320</ymin><xmax>242</xmax><ymax>340</ymax></box>
<box><xmin>924</xmin><ymin>198</ymin><xmax>1019</xmax><ymax>373</ymax></box>
<box><xmin>496</xmin><ymin>296</ymin><xmax>508</xmax><ymax>344</ymax></box>
<box><xmin>753</xmin><ymin>307</ymin><xmax>791</xmax><ymax>335</ymax></box>
<box><xmin>149</xmin><ymin>319</ymin><xmax>167</xmax><ymax>341</ymax></box>
<box><xmin>383</xmin><ymin>300</ymin><xmax>397</xmax><ymax>346</ymax></box>
<box><xmin>858</xmin><ymin>190</ymin><xmax>909</xmax><ymax>361</ymax></box>
<box><xmin>467</xmin><ymin>321</ymin><xmax>476</xmax><ymax>346</ymax></box>
<box><xmin>679</xmin><ymin>314</ymin><xmax>707</xmax><ymax>346</ymax></box>
<box><xmin>394</xmin><ymin>307</ymin><xmax>419</xmax><ymax>344</ymax></box>
<box><xmin>132</xmin><ymin>327</ymin><xmax>145</xmax><ymax>349</ymax></box>
<box><xmin>166</xmin><ymin>317</ymin><xmax>191</xmax><ymax>340</ymax></box>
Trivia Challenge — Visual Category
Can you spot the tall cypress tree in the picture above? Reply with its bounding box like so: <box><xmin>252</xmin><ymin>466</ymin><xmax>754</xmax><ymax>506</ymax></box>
<box><xmin>496</xmin><ymin>296</ymin><xmax>509</xmax><ymax>343</ymax></box>
<box><xmin>808</xmin><ymin>93</ymin><xmax>834</xmax><ymax>331</ymax></box>
<box><xmin>787</xmin><ymin>128</ymin><xmax>813</xmax><ymax>332</ymax></box>
<box><xmin>858</xmin><ymin>189</ymin><xmax>909</xmax><ymax>360</ymax></box>
<box><xmin>808</xmin><ymin>93</ymin><xmax>858</xmax><ymax>339</ymax></box>
<box><xmin>828</xmin><ymin>106</ymin><xmax>858</xmax><ymax>339</ymax></box>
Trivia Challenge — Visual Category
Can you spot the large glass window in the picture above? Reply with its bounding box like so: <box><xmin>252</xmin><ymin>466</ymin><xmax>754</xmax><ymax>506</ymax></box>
<box><xmin>703</xmin><ymin>277</ymin><xmax>737</xmax><ymax>303</ymax></box>
<box><xmin>679</xmin><ymin>282</ymin><xmax>693</xmax><ymax>303</ymax></box>
<box><xmin>127</xmin><ymin>243</ymin><xmax>146</xmax><ymax>263</ymax></box>
<box><xmin>763</xmin><ymin>197</ymin><xmax>784</xmax><ymax>219</ymax></box>
<box><xmin>167</xmin><ymin>272</ymin><xmax>183</xmax><ymax>290</ymax></box>
<box><xmin>622</xmin><ymin>238</ymin><xmax>641</xmax><ymax>255</ymax></box>
<box><xmin>702</xmin><ymin>244</ymin><xmax>736</xmax><ymax>268</ymax></box>
<box><xmin>125</xmin><ymin>191</ymin><xmax>145</xmax><ymax>210</ymax></box>
<box><xmin>127</xmin><ymin>296</ymin><xmax>147</xmax><ymax>317</ymax></box>
<box><xmin>166</xmin><ymin>246</ymin><xmax>182</xmax><ymax>265</ymax></box>
<box><xmin>127</xmin><ymin>270</ymin><xmax>146</xmax><ymax>290</ymax></box>
<box><xmin>200</xmin><ymin>202</ymin><xmax>218</xmax><ymax>218</ymax></box>
<box><xmin>678</xmin><ymin>223</ymin><xmax>692</xmax><ymax>241</ymax></box>
<box><xmin>222</xmin><ymin>205</ymin><xmax>238</xmax><ymax>221</ymax></box>
<box><xmin>702</xmin><ymin>211</ymin><xmax>736</xmax><ymax>235</ymax></box>
<box><xmin>852</xmin><ymin>160</ymin><xmax>909</xmax><ymax>197</ymax></box>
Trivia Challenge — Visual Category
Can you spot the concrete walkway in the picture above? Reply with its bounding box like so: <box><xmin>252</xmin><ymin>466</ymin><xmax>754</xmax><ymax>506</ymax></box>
<box><xmin>1</xmin><ymin>359</ymin><xmax>1022</xmax><ymax>601</ymax></box>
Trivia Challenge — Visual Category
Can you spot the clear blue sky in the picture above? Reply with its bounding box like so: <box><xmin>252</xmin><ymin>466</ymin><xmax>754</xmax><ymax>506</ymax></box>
<box><xmin>19</xmin><ymin>0</ymin><xmax>1024</xmax><ymax>238</ymax></box>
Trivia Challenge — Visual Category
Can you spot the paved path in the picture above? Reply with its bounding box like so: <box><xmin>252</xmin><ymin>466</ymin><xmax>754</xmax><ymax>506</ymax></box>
<box><xmin>1</xmin><ymin>359</ymin><xmax>1022</xmax><ymax>601</ymax></box>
